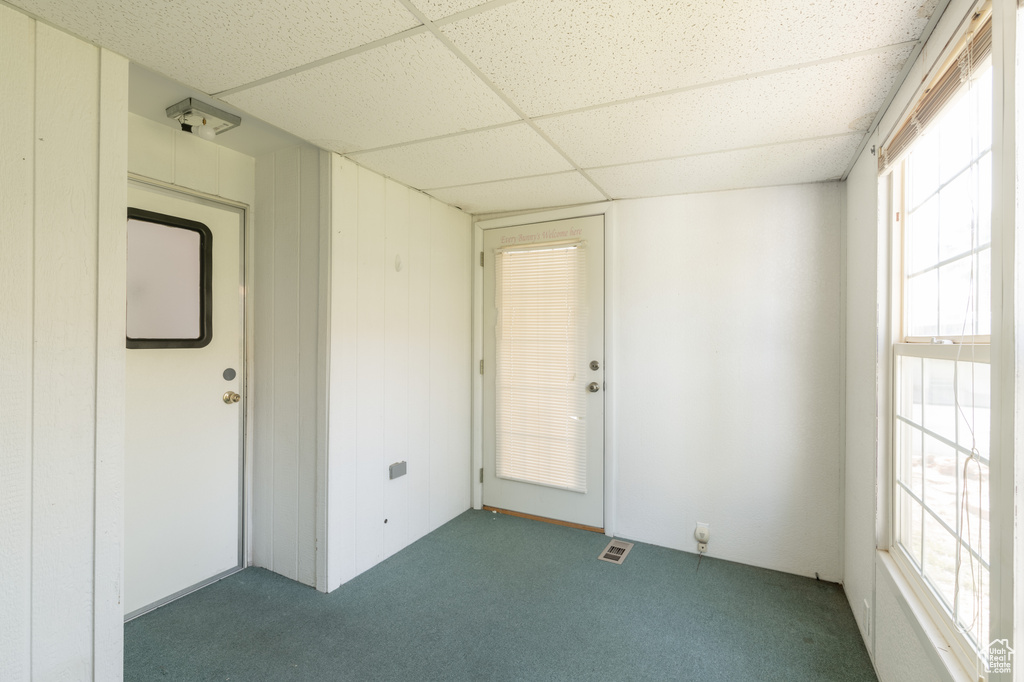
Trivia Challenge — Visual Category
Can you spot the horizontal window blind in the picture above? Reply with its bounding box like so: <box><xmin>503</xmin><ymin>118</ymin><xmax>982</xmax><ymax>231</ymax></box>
<box><xmin>879</xmin><ymin>15</ymin><xmax>991</xmax><ymax>174</ymax></box>
<box><xmin>495</xmin><ymin>241</ymin><xmax>588</xmax><ymax>493</ymax></box>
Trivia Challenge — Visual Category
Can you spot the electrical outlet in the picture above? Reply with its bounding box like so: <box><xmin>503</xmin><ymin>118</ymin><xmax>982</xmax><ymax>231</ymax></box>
<box><xmin>697</xmin><ymin>542</ymin><xmax>708</xmax><ymax>553</ymax></box>
<box><xmin>694</xmin><ymin>522</ymin><xmax>710</xmax><ymax>544</ymax></box>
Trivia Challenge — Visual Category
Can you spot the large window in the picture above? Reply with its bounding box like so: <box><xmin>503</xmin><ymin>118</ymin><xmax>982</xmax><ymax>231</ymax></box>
<box><xmin>886</xmin><ymin>18</ymin><xmax>992</xmax><ymax>669</ymax></box>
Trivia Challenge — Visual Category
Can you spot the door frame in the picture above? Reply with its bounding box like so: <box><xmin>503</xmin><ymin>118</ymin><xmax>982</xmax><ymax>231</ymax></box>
<box><xmin>126</xmin><ymin>174</ymin><xmax>253</xmax><ymax>584</ymax></box>
<box><xmin>472</xmin><ymin>203</ymin><xmax>616</xmax><ymax>538</ymax></box>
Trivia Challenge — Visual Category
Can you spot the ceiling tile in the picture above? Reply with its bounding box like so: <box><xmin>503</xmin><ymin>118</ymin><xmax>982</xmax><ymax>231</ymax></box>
<box><xmin>223</xmin><ymin>32</ymin><xmax>518</xmax><ymax>154</ymax></box>
<box><xmin>9</xmin><ymin>0</ymin><xmax>420</xmax><ymax>93</ymax></box>
<box><xmin>409</xmin><ymin>0</ymin><xmax>494</xmax><ymax>21</ymax></box>
<box><xmin>442</xmin><ymin>0</ymin><xmax>936</xmax><ymax>116</ymax></box>
<box><xmin>587</xmin><ymin>134</ymin><xmax>863</xmax><ymax>199</ymax></box>
<box><xmin>538</xmin><ymin>46</ymin><xmax>912</xmax><ymax>169</ymax></box>
<box><xmin>349</xmin><ymin>123</ymin><xmax>573</xmax><ymax>189</ymax></box>
<box><xmin>428</xmin><ymin>172</ymin><xmax>606</xmax><ymax>214</ymax></box>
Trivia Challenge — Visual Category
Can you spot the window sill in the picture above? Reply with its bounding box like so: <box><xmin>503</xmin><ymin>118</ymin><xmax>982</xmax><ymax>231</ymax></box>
<box><xmin>875</xmin><ymin>550</ymin><xmax>981</xmax><ymax>682</ymax></box>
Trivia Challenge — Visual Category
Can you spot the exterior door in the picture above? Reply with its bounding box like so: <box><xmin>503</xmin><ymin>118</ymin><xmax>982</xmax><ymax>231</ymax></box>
<box><xmin>482</xmin><ymin>215</ymin><xmax>605</xmax><ymax>529</ymax></box>
<box><xmin>124</xmin><ymin>182</ymin><xmax>244</xmax><ymax>617</ymax></box>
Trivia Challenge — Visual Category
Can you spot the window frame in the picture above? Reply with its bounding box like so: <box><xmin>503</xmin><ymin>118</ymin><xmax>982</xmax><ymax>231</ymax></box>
<box><xmin>886</xmin><ymin>21</ymin><xmax>993</xmax><ymax>675</ymax></box>
<box><xmin>126</xmin><ymin>206</ymin><xmax>214</xmax><ymax>349</ymax></box>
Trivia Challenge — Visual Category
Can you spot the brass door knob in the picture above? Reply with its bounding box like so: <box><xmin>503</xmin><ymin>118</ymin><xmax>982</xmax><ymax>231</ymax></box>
<box><xmin>223</xmin><ymin>391</ymin><xmax>241</xmax><ymax>404</ymax></box>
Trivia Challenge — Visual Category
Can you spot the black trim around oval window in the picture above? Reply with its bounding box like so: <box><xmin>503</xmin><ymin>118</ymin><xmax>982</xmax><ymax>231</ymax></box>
<box><xmin>126</xmin><ymin>207</ymin><xmax>213</xmax><ymax>349</ymax></box>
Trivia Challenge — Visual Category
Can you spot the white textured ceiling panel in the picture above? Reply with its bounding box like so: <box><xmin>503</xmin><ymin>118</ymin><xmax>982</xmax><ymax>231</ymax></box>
<box><xmin>223</xmin><ymin>32</ymin><xmax>518</xmax><ymax>154</ymax></box>
<box><xmin>442</xmin><ymin>0</ymin><xmax>937</xmax><ymax>116</ymax></box>
<box><xmin>349</xmin><ymin>124</ymin><xmax>573</xmax><ymax>189</ymax></box>
<box><xmin>587</xmin><ymin>134</ymin><xmax>864</xmax><ymax>199</ymax></box>
<box><xmin>537</xmin><ymin>46</ymin><xmax>913</xmax><ymax>169</ymax></box>
<box><xmin>428</xmin><ymin>172</ymin><xmax>606</xmax><ymax>214</ymax></box>
<box><xmin>409</xmin><ymin>0</ymin><xmax>494</xmax><ymax>21</ymax></box>
<box><xmin>9</xmin><ymin>0</ymin><xmax>420</xmax><ymax>93</ymax></box>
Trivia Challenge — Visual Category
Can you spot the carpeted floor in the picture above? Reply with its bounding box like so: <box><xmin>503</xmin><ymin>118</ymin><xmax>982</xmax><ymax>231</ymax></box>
<box><xmin>124</xmin><ymin>510</ymin><xmax>877</xmax><ymax>681</ymax></box>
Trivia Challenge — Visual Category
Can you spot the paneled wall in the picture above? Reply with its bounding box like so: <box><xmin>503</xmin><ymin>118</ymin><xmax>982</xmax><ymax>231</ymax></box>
<box><xmin>253</xmin><ymin>146</ymin><xmax>323</xmax><ymax>587</ymax></box>
<box><xmin>0</xmin><ymin>7</ymin><xmax>128</xmax><ymax>680</ymax></box>
<box><xmin>327</xmin><ymin>156</ymin><xmax>472</xmax><ymax>590</ymax></box>
<box><xmin>128</xmin><ymin>113</ymin><xmax>255</xmax><ymax>203</ymax></box>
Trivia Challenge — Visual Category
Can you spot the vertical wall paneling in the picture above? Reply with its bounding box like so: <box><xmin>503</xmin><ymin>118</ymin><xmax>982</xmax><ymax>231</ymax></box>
<box><xmin>355</xmin><ymin>167</ymin><xmax>387</xmax><ymax>573</ymax></box>
<box><xmin>427</xmin><ymin>201</ymin><xmax>449</xmax><ymax>531</ymax></box>
<box><xmin>438</xmin><ymin>204</ymin><xmax>472</xmax><ymax>526</ymax></box>
<box><xmin>126</xmin><ymin>114</ymin><xmax>174</xmax><ymax>184</ymax></box>
<box><xmin>127</xmin><ymin>113</ymin><xmax>256</xmax><ymax>207</ymax></box>
<box><xmin>253</xmin><ymin>154</ymin><xmax>276</xmax><ymax>570</ymax></box>
<box><xmin>297</xmin><ymin>147</ymin><xmax>320</xmax><ymax>586</ymax></box>
<box><xmin>271</xmin><ymin>149</ymin><xmax>301</xmax><ymax>579</ymax></box>
<box><xmin>406</xmin><ymin>190</ymin><xmax>434</xmax><ymax>544</ymax></box>
<box><xmin>327</xmin><ymin>156</ymin><xmax>360</xmax><ymax>589</ymax></box>
<box><xmin>33</xmin><ymin>24</ymin><xmax>100</xmax><ymax>678</ymax></box>
<box><xmin>173</xmin><ymin>130</ymin><xmax>219</xmax><ymax>196</ymax></box>
<box><xmin>383</xmin><ymin>180</ymin><xmax>411</xmax><ymax>558</ymax></box>
<box><xmin>1</xmin><ymin>14</ymin><xmax>129</xmax><ymax>678</ymax></box>
<box><xmin>315</xmin><ymin>150</ymin><xmax>333</xmax><ymax>591</ymax></box>
<box><xmin>253</xmin><ymin>146</ymin><xmax>322</xmax><ymax>587</ymax></box>
<box><xmin>0</xmin><ymin>8</ymin><xmax>36</xmax><ymax>679</ymax></box>
<box><xmin>324</xmin><ymin>155</ymin><xmax>472</xmax><ymax>588</ymax></box>
<box><xmin>93</xmin><ymin>48</ymin><xmax>128</xmax><ymax>681</ymax></box>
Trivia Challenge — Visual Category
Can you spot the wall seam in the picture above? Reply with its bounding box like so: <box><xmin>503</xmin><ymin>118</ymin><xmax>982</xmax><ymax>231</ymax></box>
<box><xmin>90</xmin><ymin>45</ymin><xmax>101</xmax><ymax>679</ymax></box>
<box><xmin>28</xmin><ymin>17</ymin><xmax>38</xmax><ymax>679</ymax></box>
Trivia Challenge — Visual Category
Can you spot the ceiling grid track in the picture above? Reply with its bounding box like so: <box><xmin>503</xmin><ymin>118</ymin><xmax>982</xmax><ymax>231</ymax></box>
<box><xmin>394</xmin><ymin>0</ymin><xmax>615</xmax><ymax>202</ymax></box>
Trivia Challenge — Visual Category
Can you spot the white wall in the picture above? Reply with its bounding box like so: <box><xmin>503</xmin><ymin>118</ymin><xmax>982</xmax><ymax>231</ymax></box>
<box><xmin>609</xmin><ymin>184</ymin><xmax>843</xmax><ymax>580</ymax></box>
<box><xmin>128</xmin><ymin>114</ymin><xmax>256</xmax><ymax>204</ymax></box>
<box><xmin>252</xmin><ymin>146</ymin><xmax>322</xmax><ymax>587</ymax></box>
<box><xmin>0</xmin><ymin>7</ymin><xmax>127</xmax><ymax>680</ymax></box>
<box><xmin>326</xmin><ymin>156</ymin><xmax>472</xmax><ymax>591</ymax></box>
<box><xmin>841</xmin><ymin>2</ymin><xmax>1006</xmax><ymax>681</ymax></box>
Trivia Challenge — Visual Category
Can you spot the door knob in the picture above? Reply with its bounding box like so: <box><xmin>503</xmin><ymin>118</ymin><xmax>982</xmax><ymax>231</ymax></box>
<box><xmin>587</xmin><ymin>382</ymin><xmax>600</xmax><ymax>393</ymax></box>
<box><xmin>223</xmin><ymin>391</ymin><xmax>241</xmax><ymax>404</ymax></box>
<box><xmin>590</xmin><ymin>360</ymin><xmax>600</xmax><ymax>371</ymax></box>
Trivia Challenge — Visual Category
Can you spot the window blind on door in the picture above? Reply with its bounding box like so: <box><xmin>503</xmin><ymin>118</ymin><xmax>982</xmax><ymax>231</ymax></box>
<box><xmin>494</xmin><ymin>241</ymin><xmax>588</xmax><ymax>493</ymax></box>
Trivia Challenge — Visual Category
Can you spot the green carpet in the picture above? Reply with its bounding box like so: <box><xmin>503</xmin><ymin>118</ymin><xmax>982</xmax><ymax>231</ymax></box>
<box><xmin>124</xmin><ymin>510</ymin><xmax>876</xmax><ymax>681</ymax></box>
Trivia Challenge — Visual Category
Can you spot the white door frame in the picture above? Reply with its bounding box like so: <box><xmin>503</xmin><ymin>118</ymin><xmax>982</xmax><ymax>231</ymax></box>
<box><xmin>126</xmin><ymin>174</ymin><xmax>253</xmax><ymax>586</ymax></box>
<box><xmin>472</xmin><ymin>202</ymin><xmax>617</xmax><ymax>538</ymax></box>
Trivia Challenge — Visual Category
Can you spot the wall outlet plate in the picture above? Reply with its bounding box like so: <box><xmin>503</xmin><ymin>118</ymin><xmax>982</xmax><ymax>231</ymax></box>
<box><xmin>697</xmin><ymin>542</ymin><xmax>708</xmax><ymax>553</ymax></box>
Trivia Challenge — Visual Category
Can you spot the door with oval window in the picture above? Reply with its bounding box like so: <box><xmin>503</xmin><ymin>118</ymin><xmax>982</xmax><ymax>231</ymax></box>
<box><xmin>482</xmin><ymin>215</ymin><xmax>605</xmax><ymax>529</ymax></box>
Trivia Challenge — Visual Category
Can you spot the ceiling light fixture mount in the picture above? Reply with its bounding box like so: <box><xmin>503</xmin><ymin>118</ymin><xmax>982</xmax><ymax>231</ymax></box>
<box><xmin>165</xmin><ymin>97</ymin><xmax>241</xmax><ymax>140</ymax></box>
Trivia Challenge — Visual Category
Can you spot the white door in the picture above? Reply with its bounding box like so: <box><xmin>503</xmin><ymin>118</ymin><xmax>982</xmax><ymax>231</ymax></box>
<box><xmin>124</xmin><ymin>182</ymin><xmax>244</xmax><ymax>617</ymax></box>
<box><xmin>483</xmin><ymin>215</ymin><xmax>604</xmax><ymax>529</ymax></box>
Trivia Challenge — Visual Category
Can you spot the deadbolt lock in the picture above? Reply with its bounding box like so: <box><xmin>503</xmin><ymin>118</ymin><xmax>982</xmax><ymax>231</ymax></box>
<box><xmin>223</xmin><ymin>391</ymin><xmax>241</xmax><ymax>404</ymax></box>
<box><xmin>590</xmin><ymin>360</ymin><xmax>600</xmax><ymax>371</ymax></box>
<box><xmin>587</xmin><ymin>382</ymin><xmax>600</xmax><ymax>393</ymax></box>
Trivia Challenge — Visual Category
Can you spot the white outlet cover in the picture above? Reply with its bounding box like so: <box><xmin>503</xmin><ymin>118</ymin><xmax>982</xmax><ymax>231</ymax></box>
<box><xmin>694</xmin><ymin>523</ymin><xmax>710</xmax><ymax>543</ymax></box>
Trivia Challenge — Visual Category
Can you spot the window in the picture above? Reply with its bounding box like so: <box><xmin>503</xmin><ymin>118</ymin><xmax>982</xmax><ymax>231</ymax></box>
<box><xmin>883</xmin><ymin>15</ymin><xmax>992</xmax><ymax>669</ymax></box>
<box><xmin>494</xmin><ymin>241</ymin><xmax>588</xmax><ymax>492</ymax></box>
<box><xmin>126</xmin><ymin>207</ymin><xmax>213</xmax><ymax>349</ymax></box>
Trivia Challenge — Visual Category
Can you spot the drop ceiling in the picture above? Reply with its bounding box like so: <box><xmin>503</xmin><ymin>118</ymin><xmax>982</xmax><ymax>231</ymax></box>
<box><xmin>10</xmin><ymin>0</ymin><xmax>942</xmax><ymax>215</ymax></box>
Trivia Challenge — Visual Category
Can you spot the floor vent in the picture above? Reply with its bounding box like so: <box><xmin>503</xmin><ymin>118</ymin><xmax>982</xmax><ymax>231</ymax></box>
<box><xmin>599</xmin><ymin>539</ymin><xmax>634</xmax><ymax>565</ymax></box>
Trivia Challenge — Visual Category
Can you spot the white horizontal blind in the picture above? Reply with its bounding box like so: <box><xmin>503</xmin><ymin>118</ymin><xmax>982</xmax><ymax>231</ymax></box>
<box><xmin>494</xmin><ymin>241</ymin><xmax>588</xmax><ymax>493</ymax></box>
